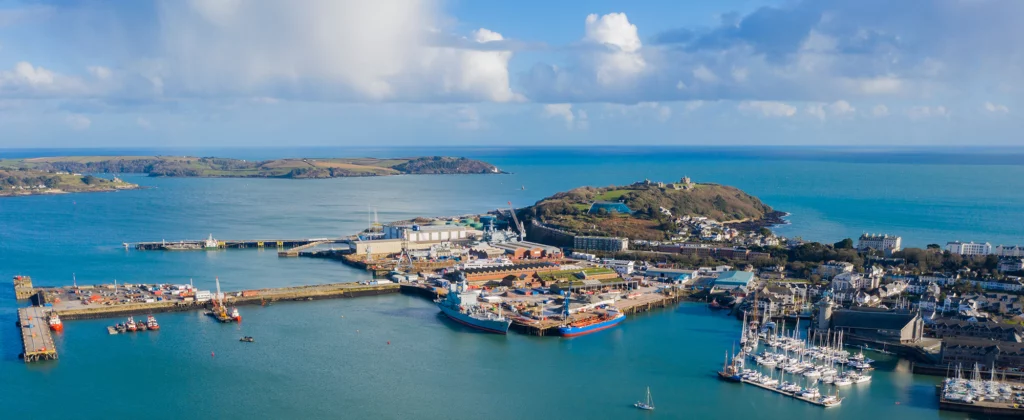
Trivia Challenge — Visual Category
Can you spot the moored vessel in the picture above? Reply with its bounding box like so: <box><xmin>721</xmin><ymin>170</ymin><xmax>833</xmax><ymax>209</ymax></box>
<box><xmin>558</xmin><ymin>309</ymin><xmax>624</xmax><ymax>337</ymax></box>
<box><xmin>435</xmin><ymin>281</ymin><xmax>511</xmax><ymax>334</ymax></box>
<box><xmin>146</xmin><ymin>315</ymin><xmax>159</xmax><ymax>330</ymax></box>
<box><xmin>48</xmin><ymin>312</ymin><xmax>63</xmax><ymax>332</ymax></box>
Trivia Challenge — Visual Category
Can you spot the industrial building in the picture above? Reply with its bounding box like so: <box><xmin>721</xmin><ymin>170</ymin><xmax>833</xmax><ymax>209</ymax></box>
<box><xmin>713</xmin><ymin>271</ymin><xmax>754</xmax><ymax>290</ymax></box>
<box><xmin>940</xmin><ymin>338</ymin><xmax>1024</xmax><ymax>370</ymax></box>
<box><xmin>828</xmin><ymin>309</ymin><xmax>924</xmax><ymax>343</ymax></box>
<box><xmin>642</xmin><ymin>267</ymin><xmax>696</xmax><ymax>284</ymax></box>
<box><xmin>456</xmin><ymin>262</ymin><xmax>562</xmax><ymax>284</ymax></box>
<box><xmin>489</xmin><ymin>240</ymin><xmax>562</xmax><ymax>259</ymax></box>
<box><xmin>574</xmin><ymin>236</ymin><xmax>628</xmax><ymax>252</ymax></box>
<box><xmin>384</xmin><ymin>223</ymin><xmax>477</xmax><ymax>243</ymax></box>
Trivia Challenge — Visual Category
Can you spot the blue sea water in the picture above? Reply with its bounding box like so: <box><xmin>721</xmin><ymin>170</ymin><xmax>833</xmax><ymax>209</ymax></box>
<box><xmin>2</xmin><ymin>147</ymin><xmax>1022</xmax><ymax>419</ymax></box>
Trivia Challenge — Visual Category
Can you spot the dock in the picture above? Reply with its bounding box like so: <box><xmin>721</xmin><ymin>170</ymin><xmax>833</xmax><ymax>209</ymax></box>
<box><xmin>277</xmin><ymin>240</ymin><xmax>333</xmax><ymax>257</ymax></box>
<box><xmin>131</xmin><ymin>238</ymin><xmax>349</xmax><ymax>251</ymax></box>
<box><xmin>740</xmin><ymin>377</ymin><xmax>839</xmax><ymax>408</ymax></box>
<box><xmin>13</xmin><ymin>275</ymin><xmax>34</xmax><ymax>300</ymax></box>
<box><xmin>18</xmin><ymin>307</ymin><xmax>58</xmax><ymax>363</ymax></box>
<box><xmin>50</xmin><ymin>282</ymin><xmax>400</xmax><ymax>321</ymax></box>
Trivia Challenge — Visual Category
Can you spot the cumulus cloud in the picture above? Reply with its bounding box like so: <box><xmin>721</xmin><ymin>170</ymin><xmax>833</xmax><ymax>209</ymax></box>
<box><xmin>136</xmin><ymin>117</ymin><xmax>152</xmax><ymax>129</ymax></box>
<box><xmin>870</xmin><ymin>104</ymin><xmax>889</xmax><ymax>117</ymax></box>
<box><xmin>0</xmin><ymin>62</ymin><xmax>90</xmax><ymax>97</ymax></box>
<box><xmin>907</xmin><ymin>105</ymin><xmax>950</xmax><ymax>119</ymax></box>
<box><xmin>584</xmin><ymin>13</ymin><xmax>645</xmax><ymax>85</ymax></box>
<box><xmin>984</xmin><ymin>102</ymin><xmax>1009</xmax><ymax>114</ymax></box>
<box><xmin>543</xmin><ymin>103</ymin><xmax>588</xmax><ymax>129</ymax></box>
<box><xmin>738</xmin><ymin>101</ymin><xmax>796</xmax><ymax>117</ymax></box>
<box><xmin>65</xmin><ymin>114</ymin><xmax>91</xmax><ymax>130</ymax></box>
<box><xmin>153</xmin><ymin>0</ymin><xmax>518</xmax><ymax>102</ymax></box>
<box><xmin>807</xmin><ymin>100</ymin><xmax>856</xmax><ymax>120</ymax></box>
<box><xmin>87</xmin><ymin>66</ymin><xmax>112</xmax><ymax>81</ymax></box>
<box><xmin>606</xmin><ymin>101</ymin><xmax>672</xmax><ymax>122</ymax></box>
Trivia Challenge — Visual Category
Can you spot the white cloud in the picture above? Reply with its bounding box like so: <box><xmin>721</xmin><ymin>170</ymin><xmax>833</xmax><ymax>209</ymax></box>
<box><xmin>738</xmin><ymin>101</ymin><xmax>796</xmax><ymax>118</ymax></box>
<box><xmin>693</xmin><ymin>65</ymin><xmax>719</xmax><ymax>84</ymax></box>
<box><xmin>87</xmin><ymin>66</ymin><xmax>112</xmax><ymax>81</ymax></box>
<box><xmin>250</xmin><ymin>96</ymin><xmax>279</xmax><ymax>104</ymax></box>
<box><xmin>731</xmin><ymin>67</ymin><xmax>749</xmax><ymax>83</ymax></box>
<box><xmin>0</xmin><ymin>62</ymin><xmax>94</xmax><ymax>98</ymax></box>
<box><xmin>683</xmin><ymin>101</ymin><xmax>705</xmax><ymax>112</ymax></box>
<box><xmin>156</xmin><ymin>0</ymin><xmax>518</xmax><ymax>102</ymax></box>
<box><xmin>984</xmin><ymin>102</ymin><xmax>1009</xmax><ymax>114</ymax></box>
<box><xmin>870</xmin><ymin>104</ymin><xmax>889</xmax><ymax>117</ymax></box>
<box><xmin>543</xmin><ymin>103</ymin><xmax>588</xmax><ymax>129</ymax></box>
<box><xmin>65</xmin><ymin>114</ymin><xmax>91</xmax><ymax>130</ymax></box>
<box><xmin>907</xmin><ymin>105</ymin><xmax>950</xmax><ymax>120</ymax></box>
<box><xmin>583</xmin><ymin>13</ymin><xmax>645</xmax><ymax>85</ymax></box>
<box><xmin>806</xmin><ymin>100</ymin><xmax>855</xmax><ymax>120</ymax></box>
<box><xmin>854</xmin><ymin>77</ymin><xmax>903</xmax><ymax>95</ymax></box>
<box><xmin>606</xmin><ymin>101</ymin><xmax>672</xmax><ymax>122</ymax></box>
<box><xmin>676</xmin><ymin>80</ymin><xmax>687</xmax><ymax>90</ymax></box>
<box><xmin>136</xmin><ymin>117</ymin><xmax>151</xmax><ymax>129</ymax></box>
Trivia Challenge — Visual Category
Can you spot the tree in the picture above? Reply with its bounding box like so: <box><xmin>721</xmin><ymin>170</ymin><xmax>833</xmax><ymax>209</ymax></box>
<box><xmin>926</xmin><ymin>244</ymin><xmax>941</xmax><ymax>250</ymax></box>
<box><xmin>81</xmin><ymin>175</ymin><xmax>99</xmax><ymax>185</ymax></box>
<box><xmin>834</xmin><ymin>238</ymin><xmax>854</xmax><ymax>249</ymax></box>
<box><xmin>758</xmin><ymin>227</ymin><xmax>773</xmax><ymax>237</ymax></box>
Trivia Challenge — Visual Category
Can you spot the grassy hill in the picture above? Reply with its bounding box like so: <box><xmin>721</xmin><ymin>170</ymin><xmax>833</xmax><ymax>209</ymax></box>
<box><xmin>0</xmin><ymin>168</ymin><xmax>139</xmax><ymax>197</ymax></box>
<box><xmin>522</xmin><ymin>181</ymin><xmax>775</xmax><ymax>240</ymax></box>
<box><xmin>0</xmin><ymin>156</ymin><xmax>503</xmax><ymax>178</ymax></box>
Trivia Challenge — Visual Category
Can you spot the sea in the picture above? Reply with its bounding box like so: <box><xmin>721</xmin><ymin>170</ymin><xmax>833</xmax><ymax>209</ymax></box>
<box><xmin>2</xmin><ymin>146</ymin><xmax>1023</xmax><ymax>419</ymax></box>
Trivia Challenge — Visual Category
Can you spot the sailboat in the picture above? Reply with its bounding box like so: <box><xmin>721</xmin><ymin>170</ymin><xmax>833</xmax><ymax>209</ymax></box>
<box><xmin>634</xmin><ymin>386</ymin><xmax>655</xmax><ymax>411</ymax></box>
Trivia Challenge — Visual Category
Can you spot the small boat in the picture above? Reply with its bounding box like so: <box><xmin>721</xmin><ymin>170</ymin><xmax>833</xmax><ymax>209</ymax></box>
<box><xmin>107</xmin><ymin>326</ymin><xmax>117</xmax><ymax>335</ymax></box>
<box><xmin>240</xmin><ymin>336</ymin><xmax>255</xmax><ymax>343</ymax></box>
<box><xmin>146</xmin><ymin>315</ymin><xmax>160</xmax><ymax>330</ymax></box>
<box><xmin>634</xmin><ymin>386</ymin><xmax>655</xmax><ymax>411</ymax></box>
<box><xmin>231</xmin><ymin>307</ymin><xmax>242</xmax><ymax>322</ymax></box>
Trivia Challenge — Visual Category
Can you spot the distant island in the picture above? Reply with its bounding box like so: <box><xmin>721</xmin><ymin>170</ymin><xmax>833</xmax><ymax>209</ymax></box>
<box><xmin>0</xmin><ymin>168</ymin><xmax>140</xmax><ymax>197</ymax></box>
<box><xmin>0</xmin><ymin>156</ymin><xmax>505</xmax><ymax>179</ymax></box>
<box><xmin>521</xmin><ymin>177</ymin><xmax>783</xmax><ymax>241</ymax></box>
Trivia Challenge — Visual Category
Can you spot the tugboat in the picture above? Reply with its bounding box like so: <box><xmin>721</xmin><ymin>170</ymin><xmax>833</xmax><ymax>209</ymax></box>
<box><xmin>435</xmin><ymin>281</ymin><xmax>511</xmax><ymax>334</ymax></box>
<box><xmin>47</xmin><ymin>312</ymin><xmax>64</xmax><ymax>332</ymax></box>
<box><xmin>231</xmin><ymin>307</ymin><xmax>241</xmax><ymax>322</ymax></box>
<box><xmin>126</xmin><ymin>316</ymin><xmax>138</xmax><ymax>332</ymax></box>
<box><xmin>634</xmin><ymin>387</ymin><xmax>655</xmax><ymax>411</ymax></box>
<box><xmin>146</xmin><ymin>315</ymin><xmax>160</xmax><ymax>330</ymax></box>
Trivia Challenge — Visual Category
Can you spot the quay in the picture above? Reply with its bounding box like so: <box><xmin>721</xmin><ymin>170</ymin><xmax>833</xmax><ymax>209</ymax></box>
<box><xmin>18</xmin><ymin>307</ymin><xmax>58</xmax><ymax>363</ymax></box>
<box><xmin>399</xmin><ymin>283</ymin><xmax>685</xmax><ymax>336</ymax></box>
<box><xmin>739</xmin><ymin>377</ymin><xmax>839</xmax><ymax>408</ymax></box>
<box><xmin>14</xmin><ymin>275</ymin><xmax>34</xmax><ymax>300</ymax></box>
<box><xmin>939</xmin><ymin>398</ymin><xmax>1024</xmax><ymax>416</ymax></box>
<box><xmin>42</xmin><ymin>282</ymin><xmax>399</xmax><ymax>321</ymax></box>
<box><xmin>131</xmin><ymin>237</ymin><xmax>349</xmax><ymax>251</ymax></box>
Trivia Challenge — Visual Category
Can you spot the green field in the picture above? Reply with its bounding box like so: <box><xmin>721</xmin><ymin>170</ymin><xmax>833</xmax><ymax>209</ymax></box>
<box><xmin>594</xmin><ymin>189</ymin><xmax>629</xmax><ymax>201</ymax></box>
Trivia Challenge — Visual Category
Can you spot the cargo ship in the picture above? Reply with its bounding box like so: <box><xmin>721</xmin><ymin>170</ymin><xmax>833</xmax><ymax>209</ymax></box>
<box><xmin>558</xmin><ymin>309</ymin><xmax>624</xmax><ymax>337</ymax></box>
<box><xmin>436</xmin><ymin>281</ymin><xmax>511</xmax><ymax>334</ymax></box>
<box><xmin>557</xmin><ymin>291</ymin><xmax>625</xmax><ymax>337</ymax></box>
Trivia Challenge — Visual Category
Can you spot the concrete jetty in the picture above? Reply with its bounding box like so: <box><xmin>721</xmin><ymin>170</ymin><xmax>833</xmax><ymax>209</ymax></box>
<box><xmin>131</xmin><ymin>238</ymin><xmax>350</xmax><ymax>251</ymax></box>
<box><xmin>18</xmin><ymin>307</ymin><xmax>58</xmax><ymax>363</ymax></box>
<box><xmin>49</xmin><ymin>282</ymin><xmax>399</xmax><ymax>321</ymax></box>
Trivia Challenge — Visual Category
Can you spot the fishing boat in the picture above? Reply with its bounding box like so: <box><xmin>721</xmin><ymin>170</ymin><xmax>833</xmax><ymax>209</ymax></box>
<box><xmin>146</xmin><ymin>315</ymin><xmax>160</xmax><ymax>330</ymax></box>
<box><xmin>634</xmin><ymin>387</ymin><xmax>655</xmax><ymax>411</ymax></box>
<box><xmin>126</xmin><ymin>316</ymin><xmax>138</xmax><ymax>332</ymax></box>
<box><xmin>47</xmin><ymin>312</ymin><xmax>64</xmax><ymax>332</ymax></box>
<box><xmin>435</xmin><ymin>281</ymin><xmax>511</xmax><ymax>334</ymax></box>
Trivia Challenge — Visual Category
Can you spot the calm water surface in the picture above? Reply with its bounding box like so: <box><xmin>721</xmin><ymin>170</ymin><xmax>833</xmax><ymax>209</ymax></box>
<box><xmin>2</xmin><ymin>147</ymin><xmax>1021</xmax><ymax>419</ymax></box>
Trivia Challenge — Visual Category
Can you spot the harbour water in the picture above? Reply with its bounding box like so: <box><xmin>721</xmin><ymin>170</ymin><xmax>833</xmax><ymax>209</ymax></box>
<box><xmin>3</xmin><ymin>147</ymin><xmax>1023</xmax><ymax>419</ymax></box>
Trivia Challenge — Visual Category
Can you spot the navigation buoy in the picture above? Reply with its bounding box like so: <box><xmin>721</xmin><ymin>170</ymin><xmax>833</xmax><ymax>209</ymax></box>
<box><xmin>211</xmin><ymin>351</ymin><xmax>215</xmax><ymax>358</ymax></box>
<box><xmin>387</xmin><ymin>341</ymin><xmax>390</xmax><ymax>345</ymax></box>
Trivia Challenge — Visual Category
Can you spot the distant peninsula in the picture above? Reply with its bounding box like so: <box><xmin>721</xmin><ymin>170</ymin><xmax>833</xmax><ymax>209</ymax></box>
<box><xmin>521</xmin><ymin>178</ymin><xmax>783</xmax><ymax>241</ymax></box>
<box><xmin>0</xmin><ymin>156</ymin><xmax>505</xmax><ymax>179</ymax></box>
<box><xmin>0</xmin><ymin>168</ymin><xmax>140</xmax><ymax>197</ymax></box>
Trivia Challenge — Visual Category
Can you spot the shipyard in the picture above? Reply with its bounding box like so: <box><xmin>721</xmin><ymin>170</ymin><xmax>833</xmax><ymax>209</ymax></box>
<box><xmin>11</xmin><ymin>178</ymin><xmax>1024</xmax><ymax>418</ymax></box>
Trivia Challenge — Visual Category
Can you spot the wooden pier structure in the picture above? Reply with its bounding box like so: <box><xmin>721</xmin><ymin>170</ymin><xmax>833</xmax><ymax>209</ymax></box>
<box><xmin>18</xmin><ymin>307</ymin><xmax>58</xmax><ymax>363</ymax></box>
<box><xmin>131</xmin><ymin>238</ymin><xmax>349</xmax><ymax>251</ymax></box>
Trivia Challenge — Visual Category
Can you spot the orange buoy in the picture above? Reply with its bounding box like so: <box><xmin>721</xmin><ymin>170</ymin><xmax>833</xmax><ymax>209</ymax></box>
<box><xmin>387</xmin><ymin>341</ymin><xmax>390</xmax><ymax>345</ymax></box>
<box><xmin>211</xmin><ymin>351</ymin><xmax>215</xmax><ymax>358</ymax></box>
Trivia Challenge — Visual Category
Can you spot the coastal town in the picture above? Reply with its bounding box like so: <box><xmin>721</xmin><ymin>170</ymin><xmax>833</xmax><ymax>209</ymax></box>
<box><xmin>12</xmin><ymin>177</ymin><xmax>1024</xmax><ymax>416</ymax></box>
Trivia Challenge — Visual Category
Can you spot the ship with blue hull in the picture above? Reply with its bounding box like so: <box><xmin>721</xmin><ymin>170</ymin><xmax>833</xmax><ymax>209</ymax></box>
<box><xmin>557</xmin><ymin>290</ymin><xmax>625</xmax><ymax>337</ymax></box>
<box><xmin>436</xmin><ymin>281</ymin><xmax>511</xmax><ymax>334</ymax></box>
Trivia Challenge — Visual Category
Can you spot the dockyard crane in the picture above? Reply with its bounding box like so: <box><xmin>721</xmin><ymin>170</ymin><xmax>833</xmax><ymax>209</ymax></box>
<box><xmin>507</xmin><ymin>201</ymin><xmax>526</xmax><ymax>241</ymax></box>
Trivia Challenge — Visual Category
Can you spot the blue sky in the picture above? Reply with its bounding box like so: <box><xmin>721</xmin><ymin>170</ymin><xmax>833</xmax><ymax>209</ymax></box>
<box><xmin>0</xmin><ymin>0</ymin><xmax>1020</xmax><ymax>148</ymax></box>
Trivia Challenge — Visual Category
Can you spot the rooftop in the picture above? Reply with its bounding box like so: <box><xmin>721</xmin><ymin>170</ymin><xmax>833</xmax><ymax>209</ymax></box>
<box><xmin>715</xmin><ymin>271</ymin><xmax>755</xmax><ymax>285</ymax></box>
<box><xmin>832</xmin><ymin>309</ymin><xmax>919</xmax><ymax>331</ymax></box>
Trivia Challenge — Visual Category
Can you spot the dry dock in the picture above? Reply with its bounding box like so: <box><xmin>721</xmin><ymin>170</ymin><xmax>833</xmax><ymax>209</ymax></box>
<box><xmin>18</xmin><ymin>307</ymin><xmax>58</xmax><ymax>363</ymax></box>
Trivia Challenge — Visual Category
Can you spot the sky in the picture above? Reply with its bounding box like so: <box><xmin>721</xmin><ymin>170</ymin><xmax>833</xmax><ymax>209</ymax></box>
<box><xmin>0</xmin><ymin>0</ymin><xmax>1021</xmax><ymax>148</ymax></box>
